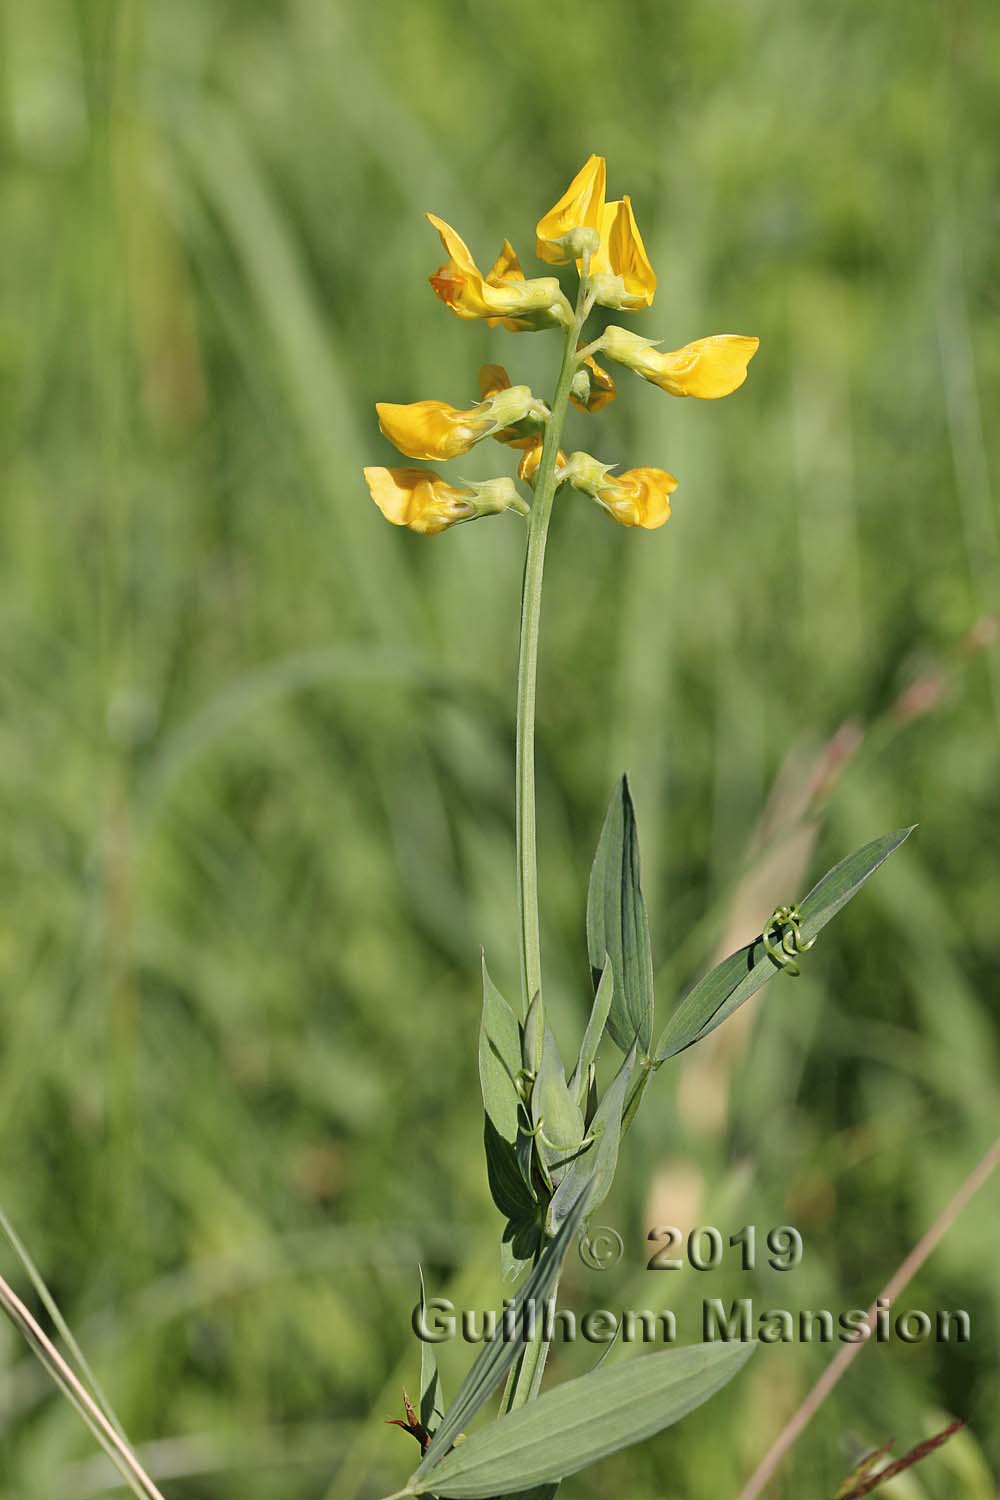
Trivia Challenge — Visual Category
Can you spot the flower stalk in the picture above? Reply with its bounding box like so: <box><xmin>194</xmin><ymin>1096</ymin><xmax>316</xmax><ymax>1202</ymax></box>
<box><xmin>515</xmin><ymin>258</ymin><xmax>593</xmax><ymax>1041</ymax></box>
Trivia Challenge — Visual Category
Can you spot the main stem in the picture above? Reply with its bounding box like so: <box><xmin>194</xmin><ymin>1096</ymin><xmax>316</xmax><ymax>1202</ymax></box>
<box><xmin>515</xmin><ymin>277</ymin><xmax>590</xmax><ymax>1033</ymax></box>
<box><xmin>506</xmin><ymin>271</ymin><xmax>591</xmax><ymax>1422</ymax></box>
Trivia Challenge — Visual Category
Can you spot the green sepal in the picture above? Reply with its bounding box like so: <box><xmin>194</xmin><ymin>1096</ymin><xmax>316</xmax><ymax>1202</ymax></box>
<box><xmin>654</xmin><ymin>827</ymin><xmax>914</xmax><ymax>1063</ymax></box>
<box><xmin>587</xmin><ymin>778</ymin><xmax>654</xmax><ymax>1055</ymax></box>
<box><xmin>568</xmin><ymin>958</ymin><xmax>613</xmax><ymax>1104</ymax></box>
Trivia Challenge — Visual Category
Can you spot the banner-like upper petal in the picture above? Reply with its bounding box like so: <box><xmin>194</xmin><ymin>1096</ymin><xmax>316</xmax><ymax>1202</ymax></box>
<box><xmin>590</xmin><ymin>197</ymin><xmax>656</xmax><ymax>310</ymax></box>
<box><xmin>536</xmin><ymin>154</ymin><xmax>606</xmax><ymax>265</ymax></box>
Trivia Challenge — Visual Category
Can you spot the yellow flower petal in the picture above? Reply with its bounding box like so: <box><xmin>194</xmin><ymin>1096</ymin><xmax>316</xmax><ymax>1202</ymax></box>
<box><xmin>518</xmin><ymin>437</ymin><xmax>568</xmax><ymax>485</ymax></box>
<box><xmin>363</xmin><ymin>466</ymin><xmax>475</xmax><ymax>535</ymax></box>
<box><xmin>486</xmin><ymin>240</ymin><xmax>525</xmax><ymax>284</ymax></box>
<box><xmin>376</xmin><ymin>400</ymin><xmax>491</xmax><ymax>462</ymax></box>
<box><xmin>479</xmin><ymin>363</ymin><xmax>511</xmax><ymax>400</ymax></box>
<box><xmin>609</xmin><ymin>197</ymin><xmax>656</xmax><ymax>306</ymax></box>
<box><xmin>426</xmin><ymin>211</ymin><xmax>494</xmax><ymax>319</ymax></box>
<box><xmin>536</xmin><ymin>154</ymin><xmax>606</xmax><ymax>264</ymax></box>
<box><xmin>650</xmin><ymin>335</ymin><xmax>759</xmax><ymax>398</ymax></box>
<box><xmin>598</xmin><ymin>467</ymin><xmax>677</xmax><ymax>529</ymax></box>
<box><xmin>589</xmin><ymin>198</ymin><xmax>656</xmax><ymax>309</ymax></box>
<box><xmin>588</xmin><ymin>200</ymin><xmax>619</xmax><ymax>279</ymax></box>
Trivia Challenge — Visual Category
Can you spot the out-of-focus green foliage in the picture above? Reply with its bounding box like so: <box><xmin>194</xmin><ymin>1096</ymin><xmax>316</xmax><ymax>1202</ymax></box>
<box><xmin>1</xmin><ymin>1</ymin><xmax>998</xmax><ymax>1496</ymax></box>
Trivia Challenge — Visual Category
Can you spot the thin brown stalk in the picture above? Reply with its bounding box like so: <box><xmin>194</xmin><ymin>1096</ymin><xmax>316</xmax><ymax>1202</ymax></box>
<box><xmin>837</xmin><ymin>1419</ymin><xmax>965</xmax><ymax>1499</ymax></box>
<box><xmin>738</xmin><ymin>1135</ymin><xmax>1000</xmax><ymax>1500</ymax></box>
<box><xmin>0</xmin><ymin>1271</ymin><xmax>167</xmax><ymax>1500</ymax></box>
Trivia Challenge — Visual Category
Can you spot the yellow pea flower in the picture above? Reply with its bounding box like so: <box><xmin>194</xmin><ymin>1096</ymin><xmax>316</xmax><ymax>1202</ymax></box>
<box><xmin>570</xmin><ymin>351</ymin><xmax>616</xmax><ymax>413</ymax></box>
<box><xmin>427</xmin><ymin>214</ymin><xmax>571</xmax><ymax>331</ymax></box>
<box><xmin>536</xmin><ymin>154</ymin><xmax>607</xmax><ymax>265</ymax></box>
<box><xmin>518</xmin><ymin>437</ymin><xmax>568</xmax><ymax>486</ymax></box>
<box><xmin>598</xmin><ymin>326</ymin><xmax>759</xmax><ymax>398</ymax></box>
<box><xmin>376</xmin><ymin>383</ymin><xmax>545</xmax><ymax>462</ymax></box>
<box><xmin>595</xmin><ymin>466</ymin><xmax>677</xmax><ymax>529</ymax></box>
<box><xmin>589</xmin><ymin>197</ymin><xmax>656</xmax><ymax>310</ymax></box>
<box><xmin>559</xmin><ymin>451</ymin><xmax>677</xmax><ymax>530</ymax></box>
<box><xmin>377</xmin><ymin>400</ymin><xmax>492</xmax><ymax>462</ymax></box>
<box><xmin>364</xmin><ymin>467</ymin><xmax>527</xmax><ymax>535</ymax></box>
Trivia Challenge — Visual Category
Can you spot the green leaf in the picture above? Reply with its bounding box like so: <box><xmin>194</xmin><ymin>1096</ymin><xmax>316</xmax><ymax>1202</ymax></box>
<box><xmin>548</xmin><ymin>1043</ymin><xmax>637</xmax><ymax>1233</ymax></box>
<box><xmin>413</xmin><ymin>1339</ymin><xmax>755</xmax><ymax>1496</ymax></box>
<box><xmin>532</xmin><ymin>1028</ymin><xmax>585</xmax><ymax>1173</ymax></box>
<box><xmin>568</xmin><ymin>958</ymin><xmax>613</xmax><ymax>1104</ymax></box>
<box><xmin>479</xmin><ymin>957</ymin><xmax>522</xmax><ymax>1144</ymax></box>
<box><xmin>587</xmin><ymin>777</ymin><xmax>654</xmax><ymax>1055</ymax></box>
<box><xmin>654</xmin><ymin>826</ymin><xmax>914</xmax><ymax>1063</ymax></box>
<box><xmin>412</xmin><ymin>1185</ymin><xmax>593</xmax><ymax>1479</ymax></box>
<box><xmin>484</xmin><ymin>1115</ymin><xmax>537</xmax><ymax>1221</ymax></box>
<box><xmin>416</xmin><ymin>1268</ymin><xmax>444</xmax><ymax>1434</ymax></box>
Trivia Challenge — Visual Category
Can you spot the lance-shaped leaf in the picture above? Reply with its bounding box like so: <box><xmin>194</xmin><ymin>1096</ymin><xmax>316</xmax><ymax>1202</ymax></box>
<box><xmin>416</xmin><ymin>1268</ymin><xmax>444</xmax><ymax>1434</ymax></box>
<box><xmin>654</xmin><ymin>827</ymin><xmax>914</xmax><ymax>1063</ymax></box>
<box><xmin>413</xmin><ymin>1339</ymin><xmax>755</xmax><ymax>1497</ymax></box>
<box><xmin>548</xmin><ymin>1043</ymin><xmax>637</xmax><ymax>1234</ymax></box>
<box><xmin>587</xmin><ymin>778</ymin><xmax>654</xmax><ymax>1055</ymax></box>
<box><xmin>412</xmin><ymin>1185</ymin><xmax>593</xmax><ymax>1478</ymax></box>
<box><xmin>479</xmin><ymin>957</ymin><xmax>522</xmax><ymax>1144</ymax></box>
<box><xmin>568</xmin><ymin>958</ymin><xmax>613</xmax><ymax>1104</ymax></box>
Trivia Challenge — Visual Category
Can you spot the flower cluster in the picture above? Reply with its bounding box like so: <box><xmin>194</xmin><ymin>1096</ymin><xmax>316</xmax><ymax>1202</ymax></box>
<box><xmin>364</xmin><ymin>154</ymin><xmax>758</xmax><ymax>534</ymax></box>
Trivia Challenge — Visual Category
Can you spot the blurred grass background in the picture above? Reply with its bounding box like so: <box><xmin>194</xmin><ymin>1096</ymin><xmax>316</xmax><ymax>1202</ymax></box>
<box><xmin>1</xmin><ymin>0</ymin><xmax>999</xmax><ymax>1495</ymax></box>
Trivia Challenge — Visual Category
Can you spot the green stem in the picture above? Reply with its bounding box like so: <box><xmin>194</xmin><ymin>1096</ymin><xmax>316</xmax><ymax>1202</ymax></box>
<box><xmin>506</xmin><ymin>270</ymin><xmax>591</xmax><ymax>1424</ymax></box>
<box><xmin>515</xmin><ymin>278</ymin><xmax>590</xmax><ymax>1042</ymax></box>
